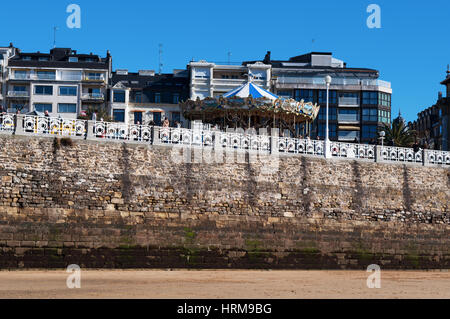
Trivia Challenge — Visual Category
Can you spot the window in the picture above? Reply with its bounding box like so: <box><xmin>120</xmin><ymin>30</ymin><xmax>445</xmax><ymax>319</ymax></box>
<box><xmin>362</xmin><ymin>92</ymin><xmax>378</xmax><ymax>105</ymax></box>
<box><xmin>338</xmin><ymin>109</ymin><xmax>359</xmax><ymax>122</ymax></box>
<box><xmin>379</xmin><ymin>92</ymin><xmax>391</xmax><ymax>107</ymax></box>
<box><xmin>9</xmin><ymin>103</ymin><xmax>29</xmax><ymax>113</ymax></box>
<box><xmin>318</xmin><ymin>107</ymin><xmax>337</xmax><ymax>120</ymax></box>
<box><xmin>338</xmin><ymin>130</ymin><xmax>359</xmax><ymax>140</ymax></box>
<box><xmin>155</xmin><ymin>93</ymin><xmax>161</xmax><ymax>103</ymax></box>
<box><xmin>59</xmin><ymin>86</ymin><xmax>77</xmax><ymax>96</ymax></box>
<box><xmin>277</xmin><ymin>91</ymin><xmax>293</xmax><ymax>99</ymax></box>
<box><xmin>295</xmin><ymin>89</ymin><xmax>315</xmax><ymax>103</ymax></box>
<box><xmin>88</xmin><ymin>72</ymin><xmax>102</xmax><ymax>80</ymax></box>
<box><xmin>378</xmin><ymin>109</ymin><xmax>391</xmax><ymax>123</ymax></box>
<box><xmin>173</xmin><ymin>93</ymin><xmax>179</xmax><ymax>104</ymax></box>
<box><xmin>171</xmin><ymin>112</ymin><xmax>181</xmax><ymax>124</ymax></box>
<box><xmin>318</xmin><ymin>123</ymin><xmax>337</xmax><ymax>138</ymax></box>
<box><xmin>13</xmin><ymin>86</ymin><xmax>27</xmax><ymax>92</ymax></box>
<box><xmin>37</xmin><ymin>71</ymin><xmax>55</xmax><ymax>80</ymax></box>
<box><xmin>362</xmin><ymin>108</ymin><xmax>378</xmax><ymax>121</ymax></box>
<box><xmin>113</xmin><ymin>90</ymin><xmax>126</xmax><ymax>103</ymax></box>
<box><xmin>318</xmin><ymin>90</ymin><xmax>337</xmax><ymax>104</ymax></box>
<box><xmin>14</xmin><ymin>70</ymin><xmax>28</xmax><ymax>79</ymax></box>
<box><xmin>34</xmin><ymin>103</ymin><xmax>52</xmax><ymax>113</ymax></box>
<box><xmin>152</xmin><ymin>112</ymin><xmax>162</xmax><ymax>125</ymax></box>
<box><xmin>22</xmin><ymin>56</ymin><xmax>31</xmax><ymax>61</ymax></box>
<box><xmin>68</xmin><ymin>57</ymin><xmax>78</xmax><ymax>62</ymax></box>
<box><xmin>113</xmin><ymin>109</ymin><xmax>125</xmax><ymax>122</ymax></box>
<box><xmin>135</xmin><ymin>91</ymin><xmax>142</xmax><ymax>103</ymax></box>
<box><xmin>34</xmin><ymin>85</ymin><xmax>53</xmax><ymax>95</ymax></box>
<box><xmin>362</xmin><ymin>125</ymin><xmax>378</xmax><ymax>139</ymax></box>
<box><xmin>58</xmin><ymin>103</ymin><xmax>77</xmax><ymax>113</ymax></box>
<box><xmin>39</xmin><ymin>57</ymin><xmax>49</xmax><ymax>61</ymax></box>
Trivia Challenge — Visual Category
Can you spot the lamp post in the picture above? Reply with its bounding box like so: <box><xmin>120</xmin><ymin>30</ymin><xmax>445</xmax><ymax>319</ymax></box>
<box><xmin>324</xmin><ymin>75</ymin><xmax>332</xmax><ymax>158</ymax></box>
<box><xmin>379</xmin><ymin>131</ymin><xmax>385</xmax><ymax>147</ymax></box>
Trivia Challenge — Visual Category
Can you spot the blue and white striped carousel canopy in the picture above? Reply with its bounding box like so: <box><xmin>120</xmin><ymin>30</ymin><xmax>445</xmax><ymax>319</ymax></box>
<box><xmin>222</xmin><ymin>82</ymin><xmax>279</xmax><ymax>101</ymax></box>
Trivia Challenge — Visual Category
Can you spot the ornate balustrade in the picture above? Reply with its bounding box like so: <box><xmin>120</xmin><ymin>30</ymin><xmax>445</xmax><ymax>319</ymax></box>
<box><xmin>0</xmin><ymin>114</ymin><xmax>449</xmax><ymax>167</ymax></box>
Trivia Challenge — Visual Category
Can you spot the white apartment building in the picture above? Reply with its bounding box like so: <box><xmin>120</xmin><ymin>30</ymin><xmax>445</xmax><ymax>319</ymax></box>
<box><xmin>188</xmin><ymin>60</ymin><xmax>271</xmax><ymax>99</ymax></box>
<box><xmin>4</xmin><ymin>47</ymin><xmax>111</xmax><ymax>119</ymax></box>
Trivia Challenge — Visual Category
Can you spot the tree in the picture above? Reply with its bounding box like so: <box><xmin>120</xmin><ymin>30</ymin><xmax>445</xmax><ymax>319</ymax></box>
<box><xmin>379</xmin><ymin>112</ymin><xmax>416</xmax><ymax>147</ymax></box>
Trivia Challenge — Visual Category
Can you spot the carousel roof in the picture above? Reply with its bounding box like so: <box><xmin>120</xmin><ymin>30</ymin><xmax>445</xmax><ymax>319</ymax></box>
<box><xmin>223</xmin><ymin>82</ymin><xmax>279</xmax><ymax>101</ymax></box>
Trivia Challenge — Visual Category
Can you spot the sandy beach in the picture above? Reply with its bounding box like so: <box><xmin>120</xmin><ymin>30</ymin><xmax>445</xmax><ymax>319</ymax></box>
<box><xmin>0</xmin><ymin>270</ymin><xmax>448</xmax><ymax>299</ymax></box>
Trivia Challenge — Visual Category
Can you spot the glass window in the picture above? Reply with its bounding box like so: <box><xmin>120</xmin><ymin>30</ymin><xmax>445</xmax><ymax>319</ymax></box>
<box><xmin>295</xmin><ymin>89</ymin><xmax>315</xmax><ymax>103</ymax></box>
<box><xmin>34</xmin><ymin>85</ymin><xmax>53</xmax><ymax>95</ymax></box>
<box><xmin>318</xmin><ymin>90</ymin><xmax>337</xmax><ymax>104</ymax></box>
<box><xmin>378</xmin><ymin>109</ymin><xmax>391</xmax><ymax>123</ymax></box>
<box><xmin>13</xmin><ymin>86</ymin><xmax>27</xmax><ymax>92</ymax></box>
<box><xmin>39</xmin><ymin>57</ymin><xmax>49</xmax><ymax>61</ymax></box>
<box><xmin>58</xmin><ymin>103</ymin><xmax>77</xmax><ymax>113</ymax></box>
<box><xmin>362</xmin><ymin>92</ymin><xmax>378</xmax><ymax>105</ymax></box>
<box><xmin>134</xmin><ymin>91</ymin><xmax>142</xmax><ymax>103</ymax></box>
<box><xmin>173</xmin><ymin>93</ymin><xmax>180</xmax><ymax>104</ymax></box>
<box><xmin>68</xmin><ymin>57</ymin><xmax>78</xmax><ymax>62</ymax></box>
<box><xmin>318</xmin><ymin>107</ymin><xmax>337</xmax><ymax>120</ymax></box>
<box><xmin>22</xmin><ymin>56</ymin><xmax>31</xmax><ymax>61</ymax></box>
<box><xmin>362</xmin><ymin>125</ymin><xmax>378</xmax><ymax>139</ymax></box>
<box><xmin>113</xmin><ymin>90</ymin><xmax>126</xmax><ymax>103</ymax></box>
<box><xmin>379</xmin><ymin>92</ymin><xmax>391</xmax><ymax>107</ymax></box>
<box><xmin>113</xmin><ymin>109</ymin><xmax>125</xmax><ymax>122</ymax></box>
<box><xmin>155</xmin><ymin>93</ymin><xmax>161</xmax><ymax>103</ymax></box>
<box><xmin>34</xmin><ymin>103</ymin><xmax>52</xmax><ymax>113</ymax></box>
<box><xmin>59</xmin><ymin>86</ymin><xmax>77</xmax><ymax>96</ymax></box>
<box><xmin>14</xmin><ymin>70</ymin><xmax>28</xmax><ymax>79</ymax></box>
<box><xmin>37</xmin><ymin>71</ymin><xmax>55</xmax><ymax>80</ymax></box>
<box><xmin>338</xmin><ymin>130</ymin><xmax>359</xmax><ymax>140</ymax></box>
<box><xmin>8</xmin><ymin>103</ymin><xmax>29</xmax><ymax>113</ymax></box>
<box><xmin>277</xmin><ymin>91</ymin><xmax>292</xmax><ymax>99</ymax></box>
<box><xmin>362</xmin><ymin>108</ymin><xmax>378</xmax><ymax>121</ymax></box>
<box><xmin>318</xmin><ymin>123</ymin><xmax>337</xmax><ymax>138</ymax></box>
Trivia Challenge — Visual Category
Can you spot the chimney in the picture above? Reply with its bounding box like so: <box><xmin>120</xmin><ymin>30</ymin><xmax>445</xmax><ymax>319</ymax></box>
<box><xmin>438</xmin><ymin>91</ymin><xmax>443</xmax><ymax>100</ymax></box>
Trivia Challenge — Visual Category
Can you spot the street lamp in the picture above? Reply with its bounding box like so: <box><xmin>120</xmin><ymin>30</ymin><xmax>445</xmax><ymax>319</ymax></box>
<box><xmin>324</xmin><ymin>75</ymin><xmax>332</xmax><ymax>158</ymax></box>
<box><xmin>379</xmin><ymin>131</ymin><xmax>385</xmax><ymax>147</ymax></box>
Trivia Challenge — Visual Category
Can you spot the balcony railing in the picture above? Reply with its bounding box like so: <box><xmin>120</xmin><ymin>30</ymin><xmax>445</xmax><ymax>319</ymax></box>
<box><xmin>276</xmin><ymin>77</ymin><xmax>392</xmax><ymax>89</ymax></box>
<box><xmin>1</xmin><ymin>114</ymin><xmax>449</xmax><ymax>167</ymax></box>
<box><xmin>84</xmin><ymin>75</ymin><xmax>105</xmax><ymax>81</ymax></box>
<box><xmin>338</xmin><ymin>114</ymin><xmax>360</xmax><ymax>123</ymax></box>
<box><xmin>81</xmin><ymin>93</ymin><xmax>104</xmax><ymax>100</ymax></box>
<box><xmin>338</xmin><ymin>97</ymin><xmax>360</xmax><ymax>106</ymax></box>
<box><xmin>7</xmin><ymin>91</ymin><xmax>30</xmax><ymax>98</ymax></box>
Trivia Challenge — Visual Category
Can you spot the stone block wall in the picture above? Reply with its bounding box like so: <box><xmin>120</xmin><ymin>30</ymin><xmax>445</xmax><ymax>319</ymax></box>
<box><xmin>0</xmin><ymin>135</ymin><xmax>449</xmax><ymax>269</ymax></box>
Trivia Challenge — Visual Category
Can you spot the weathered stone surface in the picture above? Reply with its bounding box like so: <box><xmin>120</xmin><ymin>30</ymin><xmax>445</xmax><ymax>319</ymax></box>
<box><xmin>0</xmin><ymin>135</ymin><xmax>449</xmax><ymax>269</ymax></box>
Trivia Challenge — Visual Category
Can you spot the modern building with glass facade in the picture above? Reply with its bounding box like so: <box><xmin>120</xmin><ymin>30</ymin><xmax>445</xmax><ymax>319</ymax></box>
<box><xmin>261</xmin><ymin>52</ymin><xmax>392</xmax><ymax>142</ymax></box>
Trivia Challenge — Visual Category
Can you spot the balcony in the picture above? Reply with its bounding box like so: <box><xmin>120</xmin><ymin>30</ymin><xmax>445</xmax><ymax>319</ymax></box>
<box><xmin>338</xmin><ymin>114</ymin><xmax>360</xmax><ymax>123</ymax></box>
<box><xmin>83</xmin><ymin>75</ymin><xmax>105</xmax><ymax>82</ymax></box>
<box><xmin>338</xmin><ymin>97</ymin><xmax>360</xmax><ymax>106</ymax></box>
<box><xmin>7</xmin><ymin>91</ymin><xmax>30</xmax><ymax>98</ymax></box>
<box><xmin>10</xmin><ymin>74</ymin><xmax>56</xmax><ymax>81</ymax></box>
<box><xmin>81</xmin><ymin>93</ymin><xmax>104</xmax><ymax>101</ymax></box>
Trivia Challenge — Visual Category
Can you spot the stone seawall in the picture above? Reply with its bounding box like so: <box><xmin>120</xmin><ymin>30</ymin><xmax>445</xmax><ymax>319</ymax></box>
<box><xmin>0</xmin><ymin>135</ymin><xmax>449</xmax><ymax>269</ymax></box>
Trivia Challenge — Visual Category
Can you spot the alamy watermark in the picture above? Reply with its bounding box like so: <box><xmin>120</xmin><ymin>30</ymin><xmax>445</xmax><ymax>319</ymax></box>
<box><xmin>366</xmin><ymin>264</ymin><xmax>381</xmax><ymax>288</ymax></box>
<box><xmin>366</xmin><ymin>4</ymin><xmax>381</xmax><ymax>29</ymax></box>
<box><xmin>66</xmin><ymin>264</ymin><xmax>81</xmax><ymax>289</ymax></box>
<box><xmin>66</xmin><ymin>4</ymin><xmax>81</xmax><ymax>29</ymax></box>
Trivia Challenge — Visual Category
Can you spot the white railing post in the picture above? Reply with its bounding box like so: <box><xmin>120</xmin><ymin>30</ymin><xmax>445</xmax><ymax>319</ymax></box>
<box><xmin>271</xmin><ymin>128</ymin><xmax>279</xmax><ymax>155</ymax></box>
<box><xmin>375</xmin><ymin>145</ymin><xmax>384</xmax><ymax>163</ymax></box>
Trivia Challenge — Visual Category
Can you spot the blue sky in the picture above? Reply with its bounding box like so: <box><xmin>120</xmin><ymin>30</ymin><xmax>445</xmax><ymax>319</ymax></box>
<box><xmin>1</xmin><ymin>0</ymin><xmax>449</xmax><ymax>121</ymax></box>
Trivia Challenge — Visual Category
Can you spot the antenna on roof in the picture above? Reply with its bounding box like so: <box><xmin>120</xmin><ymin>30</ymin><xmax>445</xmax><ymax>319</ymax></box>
<box><xmin>227</xmin><ymin>52</ymin><xmax>232</xmax><ymax>65</ymax></box>
<box><xmin>159</xmin><ymin>44</ymin><xmax>163</xmax><ymax>75</ymax></box>
<box><xmin>53</xmin><ymin>26</ymin><xmax>59</xmax><ymax>48</ymax></box>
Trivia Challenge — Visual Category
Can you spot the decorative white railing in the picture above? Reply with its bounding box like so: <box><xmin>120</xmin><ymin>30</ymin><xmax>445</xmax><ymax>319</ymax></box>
<box><xmin>81</xmin><ymin>93</ymin><xmax>104</xmax><ymax>100</ymax></box>
<box><xmin>278</xmin><ymin>137</ymin><xmax>324</xmax><ymax>156</ymax></box>
<box><xmin>0</xmin><ymin>114</ymin><xmax>15</xmax><ymax>132</ymax></box>
<box><xmin>93</xmin><ymin>121</ymin><xmax>152</xmax><ymax>142</ymax></box>
<box><xmin>330</xmin><ymin>142</ymin><xmax>375</xmax><ymax>160</ymax></box>
<box><xmin>0</xmin><ymin>114</ymin><xmax>449</xmax><ymax>167</ymax></box>
<box><xmin>23</xmin><ymin>116</ymin><xmax>86</xmax><ymax>137</ymax></box>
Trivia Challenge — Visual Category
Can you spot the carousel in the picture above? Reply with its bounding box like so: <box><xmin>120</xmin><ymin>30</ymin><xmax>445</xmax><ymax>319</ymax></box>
<box><xmin>180</xmin><ymin>80</ymin><xmax>320</xmax><ymax>136</ymax></box>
